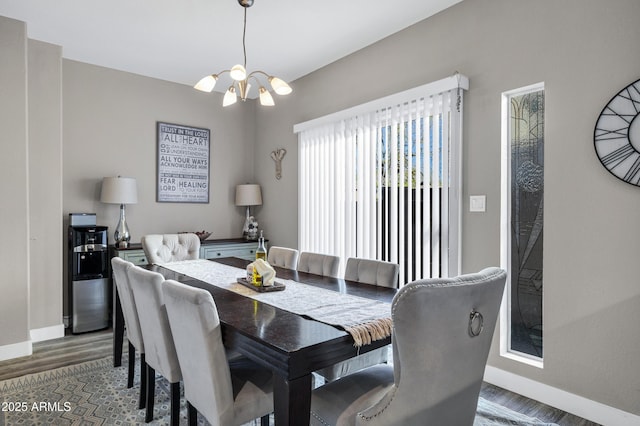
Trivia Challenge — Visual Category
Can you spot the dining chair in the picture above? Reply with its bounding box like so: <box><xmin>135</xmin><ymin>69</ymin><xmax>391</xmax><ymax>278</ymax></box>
<box><xmin>141</xmin><ymin>233</ymin><xmax>200</xmax><ymax>264</ymax></box>
<box><xmin>267</xmin><ymin>246</ymin><xmax>299</xmax><ymax>270</ymax></box>
<box><xmin>310</xmin><ymin>267</ymin><xmax>507</xmax><ymax>426</ymax></box>
<box><xmin>315</xmin><ymin>257</ymin><xmax>400</xmax><ymax>382</ymax></box>
<box><xmin>297</xmin><ymin>251</ymin><xmax>340</xmax><ymax>277</ymax></box>
<box><xmin>111</xmin><ymin>257</ymin><xmax>147</xmax><ymax>409</ymax></box>
<box><xmin>162</xmin><ymin>279</ymin><xmax>274</xmax><ymax>426</ymax></box>
<box><xmin>128</xmin><ymin>265</ymin><xmax>182</xmax><ymax>425</ymax></box>
<box><xmin>343</xmin><ymin>257</ymin><xmax>400</xmax><ymax>288</ymax></box>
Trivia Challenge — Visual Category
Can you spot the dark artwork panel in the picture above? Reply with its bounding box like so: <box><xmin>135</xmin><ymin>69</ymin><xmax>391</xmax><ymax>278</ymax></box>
<box><xmin>509</xmin><ymin>90</ymin><xmax>544</xmax><ymax>358</ymax></box>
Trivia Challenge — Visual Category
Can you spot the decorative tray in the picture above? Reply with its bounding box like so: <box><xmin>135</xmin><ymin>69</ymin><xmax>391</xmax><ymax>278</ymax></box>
<box><xmin>237</xmin><ymin>277</ymin><xmax>286</xmax><ymax>292</ymax></box>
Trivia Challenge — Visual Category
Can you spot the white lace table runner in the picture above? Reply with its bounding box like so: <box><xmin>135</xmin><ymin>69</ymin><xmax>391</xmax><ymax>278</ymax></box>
<box><xmin>160</xmin><ymin>259</ymin><xmax>392</xmax><ymax>346</ymax></box>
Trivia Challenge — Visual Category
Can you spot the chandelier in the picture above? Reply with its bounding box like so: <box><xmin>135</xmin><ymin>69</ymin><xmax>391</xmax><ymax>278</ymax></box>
<box><xmin>194</xmin><ymin>0</ymin><xmax>292</xmax><ymax>106</ymax></box>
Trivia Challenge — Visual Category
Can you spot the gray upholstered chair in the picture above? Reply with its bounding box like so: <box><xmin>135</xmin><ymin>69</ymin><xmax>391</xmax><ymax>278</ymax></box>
<box><xmin>315</xmin><ymin>257</ymin><xmax>400</xmax><ymax>382</ymax></box>
<box><xmin>128</xmin><ymin>265</ymin><xmax>182</xmax><ymax>425</ymax></box>
<box><xmin>267</xmin><ymin>246</ymin><xmax>299</xmax><ymax>270</ymax></box>
<box><xmin>162</xmin><ymin>279</ymin><xmax>273</xmax><ymax>426</ymax></box>
<box><xmin>111</xmin><ymin>257</ymin><xmax>147</xmax><ymax>409</ymax></box>
<box><xmin>343</xmin><ymin>257</ymin><xmax>400</xmax><ymax>288</ymax></box>
<box><xmin>141</xmin><ymin>233</ymin><xmax>200</xmax><ymax>264</ymax></box>
<box><xmin>297</xmin><ymin>251</ymin><xmax>340</xmax><ymax>277</ymax></box>
<box><xmin>310</xmin><ymin>267</ymin><xmax>507</xmax><ymax>426</ymax></box>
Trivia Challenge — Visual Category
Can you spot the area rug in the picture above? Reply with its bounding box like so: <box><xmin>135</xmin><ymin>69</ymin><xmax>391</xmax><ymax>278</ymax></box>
<box><xmin>0</xmin><ymin>355</ymin><xmax>556</xmax><ymax>425</ymax></box>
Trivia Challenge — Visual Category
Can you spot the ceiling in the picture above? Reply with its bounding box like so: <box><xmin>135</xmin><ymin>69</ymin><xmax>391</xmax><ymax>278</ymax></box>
<box><xmin>0</xmin><ymin>0</ymin><xmax>462</xmax><ymax>94</ymax></box>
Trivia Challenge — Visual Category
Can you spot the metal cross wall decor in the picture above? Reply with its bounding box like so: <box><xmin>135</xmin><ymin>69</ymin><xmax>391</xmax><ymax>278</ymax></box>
<box><xmin>270</xmin><ymin>148</ymin><xmax>287</xmax><ymax>179</ymax></box>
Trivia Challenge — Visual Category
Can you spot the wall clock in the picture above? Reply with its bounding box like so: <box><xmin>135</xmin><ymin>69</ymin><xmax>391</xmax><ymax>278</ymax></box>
<box><xmin>594</xmin><ymin>78</ymin><xmax>640</xmax><ymax>186</ymax></box>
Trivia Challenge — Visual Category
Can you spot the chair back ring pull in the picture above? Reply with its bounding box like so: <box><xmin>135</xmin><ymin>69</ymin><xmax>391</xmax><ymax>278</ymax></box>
<box><xmin>468</xmin><ymin>310</ymin><xmax>484</xmax><ymax>337</ymax></box>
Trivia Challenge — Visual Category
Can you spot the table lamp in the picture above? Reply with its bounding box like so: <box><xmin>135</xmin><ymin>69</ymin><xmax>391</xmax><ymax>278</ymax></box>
<box><xmin>235</xmin><ymin>184</ymin><xmax>262</xmax><ymax>239</ymax></box>
<box><xmin>101</xmin><ymin>176</ymin><xmax>138</xmax><ymax>248</ymax></box>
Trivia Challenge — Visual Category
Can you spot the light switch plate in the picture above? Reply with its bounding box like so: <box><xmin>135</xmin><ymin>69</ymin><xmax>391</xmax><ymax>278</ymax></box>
<box><xmin>470</xmin><ymin>195</ymin><xmax>486</xmax><ymax>212</ymax></box>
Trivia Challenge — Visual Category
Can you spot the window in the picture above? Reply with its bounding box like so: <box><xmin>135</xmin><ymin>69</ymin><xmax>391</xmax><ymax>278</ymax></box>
<box><xmin>295</xmin><ymin>75</ymin><xmax>467</xmax><ymax>283</ymax></box>
<box><xmin>501</xmin><ymin>83</ymin><xmax>545</xmax><ymax>365</ymax></box>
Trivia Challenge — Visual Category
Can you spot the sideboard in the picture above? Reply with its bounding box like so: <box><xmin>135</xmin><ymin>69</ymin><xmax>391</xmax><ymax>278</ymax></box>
<box><xmin>111</xmin><ymin>237</ymin><xmax>267</xmax><ymax>265</ymax></box>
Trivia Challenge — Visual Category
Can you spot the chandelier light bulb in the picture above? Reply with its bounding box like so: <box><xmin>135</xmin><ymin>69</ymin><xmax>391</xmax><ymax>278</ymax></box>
<box><xmin>230</xmin><ymin>64</ymin><xmax>247</xmax><ymax>81</ymax></box>
<box><xmin>223</xmin><ymin>86</ymin><xmax>238</xmax><ymax>106</ymax></box>
<box><xmin>194</xmin><ymin>74</ymin><xmax>218</xmax><ymax>92</ymax></box>
<box><xmin>259</xmin><ymin>87</ymin><xmax>275</xmax><ymax>106</ymax></box>
<box><xmin>269</xmin><ymin>76</ymin><xmax>292</xmax><ymax>95</ymax></box>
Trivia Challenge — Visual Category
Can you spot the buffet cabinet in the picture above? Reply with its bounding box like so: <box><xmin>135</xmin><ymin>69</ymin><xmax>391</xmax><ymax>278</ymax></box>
<box><xmin>112</xmin><ymin>237</ymin><xmax>265</xmax><ymax>265</ymax></box>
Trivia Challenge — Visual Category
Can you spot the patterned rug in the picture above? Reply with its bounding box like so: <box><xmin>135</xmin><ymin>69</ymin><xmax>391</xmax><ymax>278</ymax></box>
<box><xmin>0</xmin><ymin>355</ymin><xmax>556</xmax><ymax>425</ymax></box>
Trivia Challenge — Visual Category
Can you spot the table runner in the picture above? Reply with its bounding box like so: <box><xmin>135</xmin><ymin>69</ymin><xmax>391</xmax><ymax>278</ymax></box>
<box><xmin>159</xmin><ymin>259</ymin><xmax>392</xmax><ymax>346</ymax></box>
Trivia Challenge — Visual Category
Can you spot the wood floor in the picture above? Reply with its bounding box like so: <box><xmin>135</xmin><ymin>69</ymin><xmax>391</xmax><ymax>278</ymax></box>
<box><xmin>0</xmin><ymin>328</ymin><xmax>114</xmax><ymax>382</ymax></box>
<box><xmin>0</xmin><ymin>328</ymin><xmax>599</xmax><ymax>426</ymax></box>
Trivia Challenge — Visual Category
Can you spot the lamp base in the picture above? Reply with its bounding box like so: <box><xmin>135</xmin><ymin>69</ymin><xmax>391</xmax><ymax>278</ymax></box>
<box><xmin>245</xmin><ymin>220</ymin><xmax>259</xmax><ymax>240</ymax></box>
<box><xmin>243</xmin><ymin>208</ymin><xmax>259</xmax><ymax>240</ymax></box>
<box><xmin>114</xmin><ymin>204</ymin><xmax>131</xmax><ymax>248</ymax></box>
<box><xmin>116</xmin><ymin>240</ymin><xmax>130</xmax><ymax>249</ymax></box>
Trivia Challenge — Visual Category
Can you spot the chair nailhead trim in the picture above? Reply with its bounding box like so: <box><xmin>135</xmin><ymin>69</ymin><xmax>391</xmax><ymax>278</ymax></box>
<box><xmin>310</xmin><ymin>411</ymin><xmax>331</xmax><ymax>426</ymax></box>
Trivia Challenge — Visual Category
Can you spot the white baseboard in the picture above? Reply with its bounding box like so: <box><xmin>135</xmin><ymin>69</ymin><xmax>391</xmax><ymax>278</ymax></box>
<box><xmin>30</xmin><ymin>324</ymin><xmax>65</xmax><ymax>343</ymax></box>
<box><xmin>0</xmin><ymin>340</ymin><xmax>32</xmax><ymax>362</ymax></box>
<box><xmin>0</xmin><ymin>325</ymin><xmax>64</xmax><ymax>362</ymax></box>
<box><xmin>484</xmin><ymin>366</ymin><xmax>640</xmax><ymax>426</ymax></box>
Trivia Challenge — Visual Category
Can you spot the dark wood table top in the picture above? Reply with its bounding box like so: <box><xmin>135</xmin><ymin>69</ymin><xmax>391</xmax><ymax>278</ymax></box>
<box><xmin>149</xmin><ymin>257</ymin><xmax>396</xmax><ymax>375</ymax></box>
<box><xmin>146</xmin><ymin>257</ymin><xmax>397</xmax><ymax>425</ymax></box>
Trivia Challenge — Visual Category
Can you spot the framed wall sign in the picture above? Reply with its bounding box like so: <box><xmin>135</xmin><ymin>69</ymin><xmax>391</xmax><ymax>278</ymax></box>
<box><xmin>156</xmin><ymin>122</ymin><xmax>210</xmax><ymax>203</ymax></box>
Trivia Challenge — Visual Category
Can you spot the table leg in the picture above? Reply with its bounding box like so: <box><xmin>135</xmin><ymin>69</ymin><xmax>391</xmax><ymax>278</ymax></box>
<box><xmin>273</xmin><ymin>373</ymin><xmax>312</xmax><ymax>426</ymax></box>
<box><xmin>113</xmin><ymin>287</ymin><xmax>124</xmax><ymax>367</ymax></box>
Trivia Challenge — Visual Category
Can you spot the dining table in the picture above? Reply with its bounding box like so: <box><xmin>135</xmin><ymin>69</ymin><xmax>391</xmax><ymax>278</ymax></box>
<box><xmin>112</xmin><ymin>256</ymin><xmax>396</xmax><ymax>425</ymax></box>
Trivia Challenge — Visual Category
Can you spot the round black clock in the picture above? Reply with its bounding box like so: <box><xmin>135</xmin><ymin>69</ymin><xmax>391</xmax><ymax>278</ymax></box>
<box><xmin>594</xmin><ymin>78</ymin><xmax>640</xmax><ymax>186</ymax></box>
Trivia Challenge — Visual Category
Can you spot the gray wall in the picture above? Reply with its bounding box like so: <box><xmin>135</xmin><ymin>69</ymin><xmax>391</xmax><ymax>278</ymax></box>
<box><xmin>29</xmin><ymin>39</ymin><xmax>63</xmax><ymax>332</ymax></box>
<box><xmin>0</xmin><ymin>16</ymin><xmax>30</xmax><ymax>352</ymax></box>
<box><xmin>255</xmin><ymin>0</ymin><xmax>640</xmax><ymax>417</ymax></box>
<box><xmin>62</xmin><ymin>60</ymin><xmax>256</xmax><ymax>314</ymax></box>
<box><xmin>63</xmin><ymin>60</ymin><xmax>255</xmax><ymax>240</ymax></box>
<box><xmin>0</xmin><ymin>19</ymin><xmax>64</xmax><ymax>350</ymax></box>
<box><xmin>0</xmin><ymin>15</ymin><xmax>257</xmax><ymax>343</ymax></box>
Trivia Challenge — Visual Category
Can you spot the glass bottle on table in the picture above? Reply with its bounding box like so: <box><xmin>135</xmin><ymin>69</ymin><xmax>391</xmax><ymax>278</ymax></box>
<box><xmin>256</xmin><ymin>230</ymin><xmax>266</xmax><ymax>261</ymax></box>
<box><xmin>253</xmin><ymin>231</ymin><xmax>267</xmax><ymax>286</ymax></box>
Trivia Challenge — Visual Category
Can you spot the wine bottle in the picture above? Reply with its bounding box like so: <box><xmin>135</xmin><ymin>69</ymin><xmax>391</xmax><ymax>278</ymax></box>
<box><xmin>253</xmin><ymin>231</ymin><xmax>266</xmax><ymax>285</ymax></box>
<box><xmin>256</xmin><ymin>230</ymin><xmax>266</xmax><ymax>261</ymax></box>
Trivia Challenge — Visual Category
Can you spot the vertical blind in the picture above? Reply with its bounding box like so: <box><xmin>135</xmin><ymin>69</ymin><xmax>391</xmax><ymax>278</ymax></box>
<box><xmin>295</xmin><ymin>75</ymin><xmax>467</xmax><ymax>284</ymax></box>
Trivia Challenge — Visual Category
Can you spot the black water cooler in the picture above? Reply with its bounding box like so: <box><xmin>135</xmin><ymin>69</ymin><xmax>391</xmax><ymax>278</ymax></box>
<box><xmin>68</xmin><ymin>214</ymin><xmax>110</xmax><ymax>334</ymax></box>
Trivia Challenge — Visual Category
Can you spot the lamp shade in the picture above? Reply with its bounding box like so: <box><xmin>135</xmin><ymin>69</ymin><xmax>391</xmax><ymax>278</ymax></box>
<box><xmin>230</xmin><ymin>64</ymin><xmax>247</xmax><ymax>81</ymax></box>
<box><xmin>194</xmin><ymin>74</ymin><xmax>218</xmax><ymax>92</ymax></box>
<box><xmin>259</xmin><ymin>87</ymin><xmax>275</xmax><ymax>106</ymax></box>
<box><xmin>235</xmin><ymin>184</ymin><xmax>262</xmax><ymax>206</ymax></box>
<box><xmin>223</xmin><ymin>86</ymin><xmax>238</xmax><ymax>106</ymax></box>
<box><xmin>269</xmin><ymin>76</ymin><xmax>293</xmax><ymax>95</ymax></box>
<box><xmin>100</xmin><ymin>177</ymin><xmax>138</xmax><ymax>204</ymax></box>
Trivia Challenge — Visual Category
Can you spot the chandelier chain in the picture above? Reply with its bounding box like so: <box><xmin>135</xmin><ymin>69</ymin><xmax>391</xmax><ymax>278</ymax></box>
<box><xmin>242</xmin><ymin>8</ymin><xmax>248</xmax><ymax>69</ymax></box>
